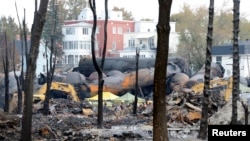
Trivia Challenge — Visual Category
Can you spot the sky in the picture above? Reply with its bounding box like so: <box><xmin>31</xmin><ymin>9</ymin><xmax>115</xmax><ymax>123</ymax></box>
<box><xmin>0</xmin><ymin>0</ymin><xmax>250</xmax><ymax>29</ymax></box>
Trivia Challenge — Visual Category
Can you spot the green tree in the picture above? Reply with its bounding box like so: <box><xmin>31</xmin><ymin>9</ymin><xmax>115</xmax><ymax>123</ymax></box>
<box><xmin>171</xmin><ymin>3</ymin><xmax>250</xmax><ymax>72</ymax></box>
<box><xmin>42</xmin><ymin>0</ymin><xmax>65</xmax><ymax>58</ymax></box>
<box><xmin>0</xmin><ymin>16</ymin><xmax>19</xmax><ymax>40</ymax></box>
<box><xmin>42</xmin><ymin>0</ymin><xmax>87</xmax><ymax>58</ymax></box>
<box><xmin>112</xmin><ymin>6</ymin><xmax>134</xmax><ymax>20</ymax></box>
<box><xmin>171</xmin><ymin>4</ymin><xmax>207</xmax><ymax>72</ymax></box>
<box><xmin>239</xmin><ymin>18</ymin><xmax>250</xmax><ymax>40</ymax></box>
<box><xmin>213</xmin><ymin>9</ymin><xmax>233</xmax><ymax>45</ymax></box>
<box><xmin>65</xmin><ymin>0</ymin><xmax>86</xmax><ymax>20</ymax></box>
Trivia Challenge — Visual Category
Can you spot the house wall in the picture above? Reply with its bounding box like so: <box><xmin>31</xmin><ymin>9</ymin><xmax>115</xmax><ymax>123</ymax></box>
<box><xmin>121</xmin><ymin>29</ymin><xmax>178</xmax><ymax>58</ymax></box>
<box><xmin>62</xmin><ymin>23</ymin><xmax>93</xmax><ymax>64</ymax></box>
<box><xmin>120</xmin><ymin>50</ymin><xmax>156</xmax><ymax>58</ymax></box>
<box><xmin>135</xmin><ymin>21</ymin><xmax>176</xmax><ymax>33</ymax></box>
<box><xmin>123</xmin><ymin>32</ymin><xmax>156</xmax><ymax>49</ymax></box>
<box><xmin>15</xmin><ymin>39</ymin><xmax>51</xmax><ymax>77</ymax></box>
<box><xmin>212</xmin><ymin>54</ymin><xmax>250</xmax><ymax>78</ymax></box>
<box><xmin>36</xmin><ymin>44</ymin><xmax>52</xmax><ymax>77</ymax></box>
<box><xmin>135</xmin><ymin>21</ymin><xmax>157</xmax><ymax>32</ymax></box>
<box><xmin>86</xmin><ymin>20</ymin><xmax>135</xmax><ymax>57</ymax></box>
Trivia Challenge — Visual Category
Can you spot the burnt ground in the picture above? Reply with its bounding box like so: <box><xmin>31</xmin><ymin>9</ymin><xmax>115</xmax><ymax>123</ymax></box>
<box><xmin>0</xmin><ymin>98</ymin><xmax>208</xmax><ymax>141</ymax></box>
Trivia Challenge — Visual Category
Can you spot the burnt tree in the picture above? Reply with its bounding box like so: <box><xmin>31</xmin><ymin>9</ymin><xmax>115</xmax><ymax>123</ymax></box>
<box><xmin>89</xmin><ymin>0</ymin><xmax>108</xmax><ymax>128</ymax></box>
<box><xmin>2</xmin><ymin>31</ymin><xmax>10</xmax><ymax>113</ymax></box>
<box><xmin>231</xmin><ymin>0</ymin><xmax>240</xmax><ymax>125</ymax></box>
<box><xmin>14</xmin><ymin>2</ymin><xmax>25</xmax><ymax>114</ymax></box>
<box><xmin>21</xmin><ymin>0</ymin><xmax>49</xmax><ymax>140</ymax></box>
<box><xmin>198</xmin><ymin>0</ymin><xmax>214</xmax><ymax>139</ymax></box>
<box><xmin>153</xmin><ymin>0</ymin><xmax>172</xmax><ymax>141</ymax></box>
<box><xmin>43</xmin><ymin>0</ymin><xmax>58</xmax><ymax>115</ymax></box>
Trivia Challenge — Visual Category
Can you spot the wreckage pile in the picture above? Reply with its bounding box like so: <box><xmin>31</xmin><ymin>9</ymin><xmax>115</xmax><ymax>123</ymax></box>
<box><xmin>0</xmin><ymin>57</ymin><xmax>249</xmax><ymax>140</ymax></box>
<box><xmin>0</xmin><ymin>98</ymin><xmax>155</xmax><ymax>140</ymax></box>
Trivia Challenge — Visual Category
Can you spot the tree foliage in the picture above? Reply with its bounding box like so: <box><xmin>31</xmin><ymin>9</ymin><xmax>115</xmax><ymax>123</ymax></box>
<box><xmin>171</xmin><ymin>3</ymin><xmax>250</xmax><ymax>72</ymax></box>
<box><xmin>112</xmin><ymin>6</ymin><xmax>134</xmax><ymax>20</ymax></box>
<box><xmin>0</xmin><ymin>16</ymin><xmax>19</xmax><ymax>40</ymax></box>
<box><xmin>65</xmin><ymin>0</ymin><xmax>86</xmax><ymax>20</ymax></box>
<box><xmin>42</xmin><ymin>0</ymin><xmax>87</xmax><ymax>58</ymax></box>
<box><xmin>0</xmin><ymin>17</ymin><xmax>20</xmax><ymax>73</ymax></box>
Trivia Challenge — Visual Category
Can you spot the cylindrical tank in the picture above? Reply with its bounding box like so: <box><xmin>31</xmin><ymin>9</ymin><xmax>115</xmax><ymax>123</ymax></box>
<box><xmin>78</xmin><ymin>57</ymin><xmax>192</xmax><ymax>77</ymax></box>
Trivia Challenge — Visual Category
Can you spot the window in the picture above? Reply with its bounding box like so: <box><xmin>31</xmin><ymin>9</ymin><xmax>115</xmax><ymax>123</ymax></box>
<box><xmin>64</xmin><ymin>56</ymin><xmax>67</xmax><ymax>64</ymax></box>
<box><xmin>113</xmin><ymin>27</ymin><xmax>116</xmax><ymax>34</ymax></box>
<box><xmin>63</xmin><ymin>41</ymin><xmax>68</xmax><ymax>49</ymax></box>
<box><xmin>87</xmin><ymin>41</ymin><xmax>91</xmax><ymax>50</ymax></box>
<box><xmin>69</xmin><ymin>41</ymin><xmax>74</xmax><ymax>49</ymax></box>
<box><xmin>112</xmin><ymin>41</ymin><xmax>116</xmax><ymax>50</ymax></box>
<box><xmin>83</xmin><ymin>41</ymin><xmax>86</xmax><ymax>49</ymax></box>
<box><xmin>148</xmin><ymin>38</ymin><xmax>155</xmax><ymax>47</ymax></box>
<box><xmin>216</xmin><ymin>56</ymin><xmax>222</xmax><ymax>64</ymax></box>
<box><xmin>127</xmin><ymin>28</ymin><xmax>130</xmax><ymax>33</ymax></box>
<box><xmin>75</xmin><ymin>55</ymin><xmax>78</xmax><ymax>64</ymax></box>
<box><xmin>128</xmin><ymin>39</ymin><xmax>135</xmax><ymax>47</ymax></box>
<box><xmin>74</xmin><ymin>41</ymin><xmax>78</xmax><ymax>49</ymax></box>
<box><xmin>118</xmin><ymin>27</ymin><xmax>123</xmax><ymax>34</ymax></box>
<box><xmin>83</xmin><ymin>27</ymin><xmax>88</xmax><ymax>35</ymax></box>
<box><xmin>68</xmin><ymin>55</ymin><xmax>74</xmax><ymax>64</ymax></box>
<box><xmin>66</xmin><ymin>28</ymin><xmax>75</xmax><ymax>35</ymax></box>
<box><xmin>79</xmin><ymin>41</ymin><xmax>84</xmax><ymax>49</ymax></box>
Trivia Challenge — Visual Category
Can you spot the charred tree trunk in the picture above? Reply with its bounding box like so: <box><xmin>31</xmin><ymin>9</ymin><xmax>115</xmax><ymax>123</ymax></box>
<box><xmin>133</xmin><ymin>48</ymin><xmax>139</xmax><ymax>114</ymax></box>
<box><xmin>231</xmin><ymin>0</ymin><xmax>240</xmax><ymax>125</ymax></box>
<box><xmin>89</xmin><ymin>0</ymin><xmax>108</xmax><ymax>128</ymax></box>
<box><xmin>2</xmin><ymin>31</ymin><xmax>9</xmax><ymax>113</ymax></box>
<box><xmin>153</xmin><ymin>0</ymin><xmax>172</xmax><ymax>141</ymax></box>
<box><xmin>15</xmin><ymin>2</ymin><xmax>24</xmax><ymax>114</ymax></box>
<box><xmin>43</xmin><ymin>0</ymin><xmax>57</xmax><ymax>115</ymax></box>
<box><xmin>13</xmin><ymin>39</ymin><xmax>23</xmax><ymax>114</ymax></box>
<box><xmin>198</xmin><ymin>0</ymin><xmax>214</xmax><ymax>139</ymax></box>
<box><xmin>21</xmin><ymin>0</ymin><xmax>49</xmax><ymax>140</ymax></box>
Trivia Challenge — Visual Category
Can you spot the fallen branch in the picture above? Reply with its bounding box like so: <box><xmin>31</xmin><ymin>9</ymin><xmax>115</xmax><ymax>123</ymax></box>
<box><xmin>241</xmin><ymin>101</ymin><xmax>249</xmax><ymax>125</ymax></box>
<box><xmin>185</xmin><ymin>102</ymin><xmax>202</xmax><ymax>111</ymax></box>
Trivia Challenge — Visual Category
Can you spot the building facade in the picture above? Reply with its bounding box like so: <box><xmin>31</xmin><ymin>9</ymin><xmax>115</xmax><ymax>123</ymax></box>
<box><xmin>62</xmin><ymin>6</ymin><xmax>179</xmax><ymax>64</ymax></box>
<box><xmin>15</xmin><ymin>38</ymin><xmax>53</xmax><ymax>77</ymax></box>
<box><xmin>62</xmin><ymin>22</ymin><xmax>93</xmax><ymax>65</ymax></box>
<box><xmin>63</xmin><ymin>6</ymin><xmax>135</xmax><ymax>60</ymax></box>
<box><xmin>120</xmin><ymin>21</ymin><xmax>179</xmax><ymax>58</ymax></box>
<box><xmin>212</xmin><ymin>40</ymin><xmax>250</xmax><ymax>78</ymax></box>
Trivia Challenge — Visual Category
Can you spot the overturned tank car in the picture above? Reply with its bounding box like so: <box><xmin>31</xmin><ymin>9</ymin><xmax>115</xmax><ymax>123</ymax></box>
<box><xmin>76</xmin><ymin>57</ymin><xmax>193</xmax><ymax>97</ymax></box>
<box><xmin>78</xmin><ymin>56</ymin><xmax>192</xmax><ymax>77</ymax></box>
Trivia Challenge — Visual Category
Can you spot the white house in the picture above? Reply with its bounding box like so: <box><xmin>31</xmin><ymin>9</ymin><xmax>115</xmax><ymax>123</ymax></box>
<box><xmin>120</xmin><ymin>32</ymin><xmax>157</xmax><ymax>58</ymax></box>
<box><xmin>62</xmin><ymin>22</ymin><xmax>94</xmax><ymax>65</ymax></box>
<box><xmin>212</xmin><ymin>40</ymin><xmax>250</xmax><ymax>78</ymax></box>
<box><xmin>120</xmin><ymin>21</ymin><xmax>179</xmax><ymax>58</ymax></box>
<box><xmin>15</xmin><ymin>39</ymin><xmax>53</xmax><ymax>77</ymax></box>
